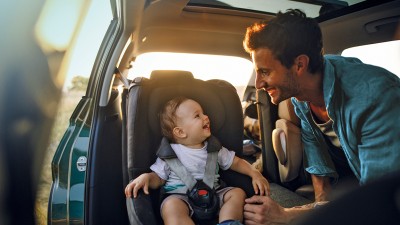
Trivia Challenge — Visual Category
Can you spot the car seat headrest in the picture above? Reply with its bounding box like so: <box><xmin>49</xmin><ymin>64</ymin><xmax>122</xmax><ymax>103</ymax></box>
<box><xmin>150</xmin><ymin>70</ymin><xmax>194</xmax><ymax>82</ymax></box>
<box><xmin>278</xmin><ymin>99</ymin><xmax>300</xmax><ymax>126</ymax></box>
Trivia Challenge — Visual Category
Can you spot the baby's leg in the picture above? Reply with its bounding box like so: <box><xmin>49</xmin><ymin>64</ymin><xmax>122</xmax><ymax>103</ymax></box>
<box><xmin>161</xmin><ymin>195</ymin><xmax>194</xmax><ymax>225</ymax></box>
<box><xmin>219</xmin><ymin>187</ymin><xmax>246</xmax><ymax>223</ymax></box>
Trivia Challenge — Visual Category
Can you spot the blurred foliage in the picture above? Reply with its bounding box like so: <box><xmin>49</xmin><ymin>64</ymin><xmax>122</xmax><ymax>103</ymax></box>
<box><xmin>69</xmin><ymin>76</ymin><xmax>89</xmax><ymax>91</ymax></box>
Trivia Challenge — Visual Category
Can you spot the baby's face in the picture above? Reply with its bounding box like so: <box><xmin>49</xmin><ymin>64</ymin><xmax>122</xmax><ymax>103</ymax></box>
<box><xmin>175</xmin><ymin>99</ymin><xmax>211</xmax><ymax>146</ymax></box>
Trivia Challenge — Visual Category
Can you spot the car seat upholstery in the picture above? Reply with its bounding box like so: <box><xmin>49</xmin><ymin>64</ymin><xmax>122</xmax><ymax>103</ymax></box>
<box><xmin>272</xmin><ymin>99</ymin><xmax>302</xmax><ymax>183</ymax></box>
<box><xmin>256</xmin><ymin>89</ymin><xmax>279</xmax><ymax>182</ymax></box>
<box><xmin>122</xmin><ymin>70</ymin><xmax>255</xmax><ymax>225</ymax></box>
<box><xmin>272</xmin><ymin>99</ymin><xmax>315</xmax><ymax>200</ymax></box>
<box><xmin>256</xmin><ymin>90</ymin><xmax>313</xmax><ymax>203</ymax></box>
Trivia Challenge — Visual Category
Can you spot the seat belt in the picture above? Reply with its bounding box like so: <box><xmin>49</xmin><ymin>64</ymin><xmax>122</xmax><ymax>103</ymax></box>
<box><xmin>159</xmin><ymin>136</ymin><xmax>222</xmax><ymax>220</ymax></box>
<box><xmin>114</xmin><ymin>67</ymin><xmax>130</xmax><ymax>88</ymax></box>
<box><xmin>164</xmin><ymin>151</ymin><xmax>218</xmax><ymax>193</ymax></box>
<box><xmin>165</xmin><ymin>151</ymin><xmax>220</xmax><ymax>221</ymax></box>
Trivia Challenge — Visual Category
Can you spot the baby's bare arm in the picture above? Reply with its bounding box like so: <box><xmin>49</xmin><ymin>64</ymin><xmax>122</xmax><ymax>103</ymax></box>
<box><xmin>125</xmin><ymin>172</ymin><xmax>165</xmax><ymax>198</ymax></box>
<box><xmin>230</xmin><ymin>156</ymin><xmax>270</xmax><ymax>196</ymax></box>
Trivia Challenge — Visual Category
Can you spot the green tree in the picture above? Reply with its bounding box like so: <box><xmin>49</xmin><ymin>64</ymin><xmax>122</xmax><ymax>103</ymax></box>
<box><xmin>69</xmin><ymin>75</ymin><xmax>89</xmax><ymax>91</ymax></box>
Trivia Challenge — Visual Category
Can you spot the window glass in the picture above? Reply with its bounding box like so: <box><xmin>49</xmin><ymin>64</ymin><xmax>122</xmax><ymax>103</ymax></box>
<box><xmin>188</xmin><ymin>0</ymin><xmax>367</xmax><ymax>18</ymax></box>
<box><xmin>341</xmin><ymin>40</ymin><xmax>400</xmax><ymax>77</ymax></box>
<box><xmin>64</xmin><ymin>0</ymin><xmax>112</xmax><ymax>91</ymax></box>
<box><xmin>128</xmin><ymin>52</ymin><xmax>254</xmax><ymax>100</ymax></box>
<box><xmin>35</xmin><ymin>1</ymin><xmax>112</xmax><ymax>225</ymax></box>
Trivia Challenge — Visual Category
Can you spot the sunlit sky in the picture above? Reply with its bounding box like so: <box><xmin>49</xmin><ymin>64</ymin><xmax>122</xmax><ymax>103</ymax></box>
<box><xmin>35</xmin><ymin>0</ymin><xmax>111</xmax><ymax>90</ymax></box>
<box><xmin>64</xmin><ymin>0</ymin><xmax>111</xmax><ymax>88</ymax></box>
<box><xmin>36</xmin><ymin>0</ymin><xmax>400</xmax><ymax>91</ymax></box>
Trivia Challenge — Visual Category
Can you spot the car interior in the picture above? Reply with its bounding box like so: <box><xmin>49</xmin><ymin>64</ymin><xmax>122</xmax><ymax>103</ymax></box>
<box><xmin>65</xmin><ymin>0</ymin><xmax>400</xmax><ymax>224</ymax></box>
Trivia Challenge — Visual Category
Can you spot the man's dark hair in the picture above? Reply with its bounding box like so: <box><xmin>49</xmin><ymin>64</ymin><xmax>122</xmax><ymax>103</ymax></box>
<box><xmin>243</xmin><ymin>9</ymin><xmax>324</xmax><ymax>73</ymax></box>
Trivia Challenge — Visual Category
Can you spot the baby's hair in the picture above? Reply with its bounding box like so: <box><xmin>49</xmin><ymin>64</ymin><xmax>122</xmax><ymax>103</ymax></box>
<box><xmin>159</xmin><ymin>96</ymin><xmax>189</xmax><ymax>142</ymax></box>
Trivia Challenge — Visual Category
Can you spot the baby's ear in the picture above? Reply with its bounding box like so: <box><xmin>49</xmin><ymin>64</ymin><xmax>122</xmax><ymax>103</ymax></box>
<box><xmin>173</xmin><ymin>127</ymin><xmax>187</xmax><ymax>139</ymax></box>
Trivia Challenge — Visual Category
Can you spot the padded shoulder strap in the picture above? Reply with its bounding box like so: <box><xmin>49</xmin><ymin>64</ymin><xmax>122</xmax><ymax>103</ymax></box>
<box><xmin>157</xmin><ymin>136</ymin><xmax>220</xmax><ymax>159</ymax></box>
<box><xmin>163</xmin><ymin>137</ymin><xmax>221</xmax><ymax>193</ymax></box>
<box><xmin>202</xmin><ymin>151</ymin><xmax>218</xmax><ymax>189</ymax></box>
<box><xmin>206</xmin><ymin>135</ymin><xmax>222</xmax><ymax>153</ymax></box>
<box><xmin>156</xmin><ymin>138</ymin><xmax>177</xmax><ymax>159</ymax></box>
<box><xmin>165</xmin><ymin>151</ymin><xmax>218</xmax><ymax>192</ymax></box>
<box><xmin>164</xmin><ymin>158</ymin><xmax>197</xmax><ymax>193</ymax></box>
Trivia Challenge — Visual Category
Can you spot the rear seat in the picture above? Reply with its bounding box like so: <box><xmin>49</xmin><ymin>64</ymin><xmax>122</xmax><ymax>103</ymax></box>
<box><xmin>272</xmin><ymin>99</ymin><xmax>302</xmax><ymax>183</ymax></box>
<box><xmin>272</xmin><ymin>99</ymin><xmax>314</xmax><ymax>200</ymax></box>
<box><xmin>256</xmin><ymin>88</ymin><xmax>314</xmax><ymax>202</ymax></box>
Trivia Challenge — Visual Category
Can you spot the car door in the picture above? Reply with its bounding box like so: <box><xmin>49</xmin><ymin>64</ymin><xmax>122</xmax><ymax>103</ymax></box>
<box><xmin>48</xmin><ymin>0</ymin><xmax>137</xmax><ymax>224</ymax></box>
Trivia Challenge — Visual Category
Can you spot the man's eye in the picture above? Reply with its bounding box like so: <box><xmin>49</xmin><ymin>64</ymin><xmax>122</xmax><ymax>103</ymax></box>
<box><xmin>260</xmin><ymin>69</ymin><xmax>269</xmax><ymax>77</ymax></box>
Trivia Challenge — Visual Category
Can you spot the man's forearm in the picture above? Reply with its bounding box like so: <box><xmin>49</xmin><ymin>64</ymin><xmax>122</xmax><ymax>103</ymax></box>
<box><xmin>282</xmin><ymin>201</ymin><xmax>329</xmax><ymax>224</ymax></box>
<box><xmin>311</xmin><ymin>174</ymin><xmax>331</xmax><ymax>202</ymax></box>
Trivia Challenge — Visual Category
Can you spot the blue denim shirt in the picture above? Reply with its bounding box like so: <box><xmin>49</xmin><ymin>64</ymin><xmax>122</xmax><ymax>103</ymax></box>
<box><xmin>292</xmin><ymin>55</ymin><xmax>400</xmax><ymax>185</ymax></box>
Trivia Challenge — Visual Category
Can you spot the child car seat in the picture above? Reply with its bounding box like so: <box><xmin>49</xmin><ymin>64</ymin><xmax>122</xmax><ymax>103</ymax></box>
<box><xmin>122</xmin><ymin>70</ymin><xmax>255</xmax><ymax>225</ymax></box>
<box><xmin>272</xmin><ymin>99</ymin><xmax>302</xmax><ymax>183</ymax></box>
<box><xmin>256</xmin><ymin>90</ymin><xmax>312</xmax><ymax>199</ymax></box>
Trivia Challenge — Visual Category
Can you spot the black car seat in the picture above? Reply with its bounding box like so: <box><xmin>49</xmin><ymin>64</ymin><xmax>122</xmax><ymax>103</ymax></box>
<box><xmin>122</xmin><ymin>70</ymin><xmax>255</xmax><ymax>225</ymax></box>
<box><xmin>256</xmin><ymin>89</ymin><xmax>279</xmax><ymax>182</ymax></box>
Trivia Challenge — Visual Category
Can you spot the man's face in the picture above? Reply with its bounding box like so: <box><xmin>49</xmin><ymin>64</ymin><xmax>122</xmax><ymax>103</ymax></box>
<box><xmin>252</xmin><ymin>48</ymin><xmax>300</xmax><ymax>105</ymax></box>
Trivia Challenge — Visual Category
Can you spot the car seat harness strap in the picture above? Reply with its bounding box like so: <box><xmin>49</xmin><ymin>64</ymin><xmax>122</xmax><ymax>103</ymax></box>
<box><xmin>158</xmin><ymin>136</ymin><xmax>221</xmax><ymax>220</ymax></box>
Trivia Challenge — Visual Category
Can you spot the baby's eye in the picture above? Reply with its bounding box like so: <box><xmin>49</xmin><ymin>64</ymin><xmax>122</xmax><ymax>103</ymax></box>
<box><xmin>195</xmin><ymin>114</ymin><xmax>200</xmax><ymax>118</ymax></box>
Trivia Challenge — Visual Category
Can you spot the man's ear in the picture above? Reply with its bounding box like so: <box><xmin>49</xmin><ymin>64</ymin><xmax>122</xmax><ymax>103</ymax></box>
<box><xmin>173</xmin><ymin>127</ymin><xmax>186</xmax><ymax>139</ymax></box>
<box><xmin>295</xmin><ymin>54</ymin><xmax>309</xmax><ymax>73</ymax></box>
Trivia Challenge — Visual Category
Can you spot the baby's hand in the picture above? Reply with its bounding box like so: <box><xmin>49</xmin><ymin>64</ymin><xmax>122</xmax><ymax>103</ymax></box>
<box><xmin>251</xmin><ymin>172</ymin><xmax>270</xmax><ymax>196</ymax></box>
<box><xmin>124</xmin><ymin>173</ymin><xmax>151</xmax><ymax>198</ymax></box>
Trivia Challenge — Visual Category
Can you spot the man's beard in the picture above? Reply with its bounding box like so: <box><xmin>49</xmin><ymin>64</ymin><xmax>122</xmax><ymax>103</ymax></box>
<box><xmin>270</xmin><ymin>71</ymin><xmax>299</xmax><ymax>105</ymax></box>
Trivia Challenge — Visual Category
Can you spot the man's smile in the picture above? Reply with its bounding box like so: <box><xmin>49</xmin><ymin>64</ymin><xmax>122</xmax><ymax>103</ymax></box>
<box><xmin>266</xmin><ymin>88</ymin><xmax>276</xmax><ymax>97</ymax></box>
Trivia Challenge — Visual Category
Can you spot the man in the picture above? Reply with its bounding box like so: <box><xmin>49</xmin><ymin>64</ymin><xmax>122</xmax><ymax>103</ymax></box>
<box><xmin>242</xmin><ymin>9</ymin><xmax>400</xmax><ymax>224</ymax></box>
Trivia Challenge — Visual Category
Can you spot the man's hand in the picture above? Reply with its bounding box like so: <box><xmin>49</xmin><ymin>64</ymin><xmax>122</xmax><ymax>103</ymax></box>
<box><xmin>244</xmin><ymin>195</ymin><xmax>316</xmax><ymax>225</ymax></box>
<box><xmin>244</xmin><ymin>195</ymin><xmax>288</xmax><ymax>225</ymax></box>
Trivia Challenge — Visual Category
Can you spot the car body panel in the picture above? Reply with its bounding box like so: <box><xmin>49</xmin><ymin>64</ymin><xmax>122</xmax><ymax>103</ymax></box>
<box><xmin>49</xmin><ymin>97</ymin><xmax>91</xmax><ymax>224</ymax></box>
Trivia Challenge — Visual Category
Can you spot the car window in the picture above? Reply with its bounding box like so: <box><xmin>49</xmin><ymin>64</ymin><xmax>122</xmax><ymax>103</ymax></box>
<box><xmin>341</xmin><ymin>40</ymin><xmax>400</xmax><ymax>77</ymax></box>
<box><xmin>64</xmin><ymin>1</ymin><xmax>112</xmax><ymax>91</ymax></box>
<box><xmin>188</xmin><ymin>0</ymin><xmax>368</xmax><ymax>18</ymax></box>
<box><xmin>35</xmin><ymin>1</ymin><xmax>112</xmax><ymax>225</ymax></box>
<box><xmin>128</xmin><ymin>52</ymin><xmax>254</xmax><ymax>101</ymax></box>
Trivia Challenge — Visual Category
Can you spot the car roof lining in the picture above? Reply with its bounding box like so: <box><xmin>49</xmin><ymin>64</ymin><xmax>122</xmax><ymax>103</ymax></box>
<box><xmin>132</xmin><ymin>0</ymin><xmax>399</xmax><ymax>58</ymax></box>
<box><xmin>106</xmin><ymin>0</ymin><xmax>400</xmax><ymax>106</ymax></box>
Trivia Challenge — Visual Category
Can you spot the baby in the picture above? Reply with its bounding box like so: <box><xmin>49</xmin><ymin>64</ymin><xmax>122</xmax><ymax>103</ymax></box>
<box><xmin>125</xmin><ymin>96</ymin><xmax>269</xmax><ymax>225</ymax></box>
